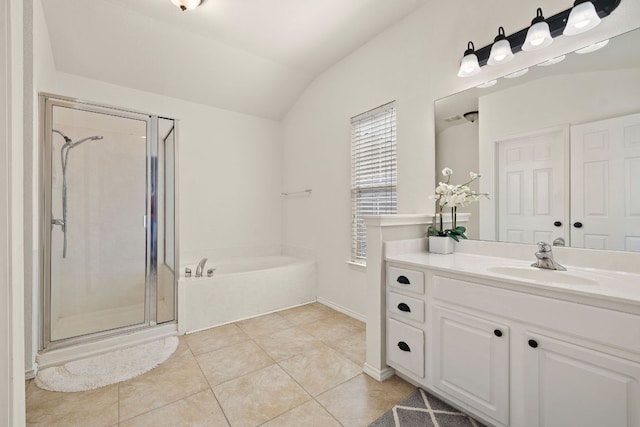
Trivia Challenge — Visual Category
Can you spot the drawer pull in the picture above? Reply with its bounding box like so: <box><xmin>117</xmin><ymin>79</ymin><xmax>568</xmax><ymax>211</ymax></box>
<box><xmin>397</xmin><ymin>275</ymin><xmax>410</xmax><ymax>285</ymax></box>
<box><xmin>397</xmin><ymin>341</ymin><xmax>411</xmax><ymax>352</ymax></box>
<box><xmin>494</xmin><ymin>329</ymin><xmax>502</xmax><ymax>337</ymax></box>
<box><xmin>528</xmin><ymin>339</ymin><xmax>538</xmax><ymax>349</ymax></box>
<box><xmin>397</xmin><ymin>303</ymin><xmax>411</xmax><ymax>313</ymax></box>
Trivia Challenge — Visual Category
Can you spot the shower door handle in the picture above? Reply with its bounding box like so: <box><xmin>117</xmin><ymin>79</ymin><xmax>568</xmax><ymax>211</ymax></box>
<box><xmin>143</xmin><ymin>215</ymin><xmax>147</xmax><ymax>228</ymax></box>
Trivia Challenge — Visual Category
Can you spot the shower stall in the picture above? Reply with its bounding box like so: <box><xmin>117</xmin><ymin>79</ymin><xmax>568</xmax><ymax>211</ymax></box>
<box><xmin>40</xmin><ymin>94</ymin><xmax>177</xmax><ymax>351</ymax></box>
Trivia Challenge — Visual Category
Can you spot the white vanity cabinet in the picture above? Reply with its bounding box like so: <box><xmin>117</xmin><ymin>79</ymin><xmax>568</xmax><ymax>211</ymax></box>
<box><xmin>432</xmin><ymin>305</ymin><xmax>510</xmax><ymax>425</ymax></box>
<box><xmin>384</xmin><ymin>260</ymin><xmax>640</xmax><ymax>427</ymax></box>
<box><xmin>524</xmin><ymin>333</ymin><xmax>640</xmax><ymax>427</ymax></box>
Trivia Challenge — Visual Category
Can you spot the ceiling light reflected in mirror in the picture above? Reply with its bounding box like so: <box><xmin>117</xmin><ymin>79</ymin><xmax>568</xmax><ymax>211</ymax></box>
<box><xmin>171</xmin><ymin>0</ymin><xmax>202</xmax><ymax>12</ymax></box>
<box><xmin>575</xmin><ymin>39</ymin><xmax>610</xmax><ymax>54</ymax></box>
<box><xmin>504</xmin><ymin>68</ymin><xmax>529</xmax><ymax>79</ymax></box>
<box><xmin>477</xmin><ymin>80</ymin><xmax>498</xmax><ymax>89</ymax></box>
<box><xmin>537</xmin><ymin>55</ymin><xmax>567</xmax><ymax>66</ymax></box>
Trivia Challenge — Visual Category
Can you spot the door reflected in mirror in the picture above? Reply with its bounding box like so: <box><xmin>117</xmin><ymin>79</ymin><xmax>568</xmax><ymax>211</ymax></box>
<box><xmin>435</xmin><ymin>27</ymin><xmax>640</xmax><ymax>252</ymax></box>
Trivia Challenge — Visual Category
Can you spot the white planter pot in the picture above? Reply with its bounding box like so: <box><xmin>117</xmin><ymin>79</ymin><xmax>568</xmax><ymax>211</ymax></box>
<box><xmin>429</xmin><ymin>236</ymin><xmax>455</xmax><ymax>254</ymax></box>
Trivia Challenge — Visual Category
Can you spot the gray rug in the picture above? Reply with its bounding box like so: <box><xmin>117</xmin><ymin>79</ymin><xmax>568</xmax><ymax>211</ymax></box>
<box><xmin>369</xmin><ymin>388</ymin><xmax>487</xmax><ymax>427</ymax></box>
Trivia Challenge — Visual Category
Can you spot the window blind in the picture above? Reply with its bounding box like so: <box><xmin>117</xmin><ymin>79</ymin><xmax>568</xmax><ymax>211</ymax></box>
<box><xmin>351</xmin><ymin>102</ymin><xmax>397</xmax><ymax>263</ymax></box>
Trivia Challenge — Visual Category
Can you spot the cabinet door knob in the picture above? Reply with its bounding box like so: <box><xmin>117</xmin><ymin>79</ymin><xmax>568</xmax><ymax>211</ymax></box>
<box><xmin>528</xmin><ymin>339</ymin><xmax>538</xmax><ymax>348</ymax></box>
<box><xmin>494</xmin><ymin>329</ymin><xmax>502</xmax><ymax>337</ymax></box>
<box><xmin>573</xmin><ymin>222</ymin><xmax>583</xmax><ymax>228</ymax></box>
<box><xmin>397</xmin><ymin>303</ymin><xmax>411</xmax><ymax>312</ymax></box>
<box><xmin>397</xmin><ymin>341</ymin><xmax>411</xmax><ymax>352</ymax></box>
<box><xmin>397</xmin><ymin>275</ymin><xmax>410</xmax><ymax>285</ymax></box>
<box><xmin>553</xmin><ymin>221</ymin><xmax>562</xmax><ymax>227</ymax></box>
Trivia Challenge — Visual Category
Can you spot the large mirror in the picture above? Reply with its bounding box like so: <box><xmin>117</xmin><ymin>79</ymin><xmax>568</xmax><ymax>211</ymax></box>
<box><xmin>435</xmin><ymin>27</ymin><xmax>640</xmax><ymax>252</ymax></box>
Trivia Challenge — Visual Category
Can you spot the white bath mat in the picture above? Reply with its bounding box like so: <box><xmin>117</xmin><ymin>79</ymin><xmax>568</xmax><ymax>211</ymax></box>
<box><xmin>35</xmin><ymin>336</ymin><xmax>179</xmax><ymax>392</ymax></box>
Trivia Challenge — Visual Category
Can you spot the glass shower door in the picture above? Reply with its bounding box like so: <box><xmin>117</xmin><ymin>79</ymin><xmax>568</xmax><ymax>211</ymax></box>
<box><xmin>45</xmin><ymin>100</ymin><xmax>150</xmax><ymax>344</ymax></box>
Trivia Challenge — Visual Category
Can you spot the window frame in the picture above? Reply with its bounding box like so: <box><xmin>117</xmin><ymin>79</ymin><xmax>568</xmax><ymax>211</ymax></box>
<box><xmin>350</xmin><ymin>101</ymin><xmax>397</xmax><ymax>264</ymax></box>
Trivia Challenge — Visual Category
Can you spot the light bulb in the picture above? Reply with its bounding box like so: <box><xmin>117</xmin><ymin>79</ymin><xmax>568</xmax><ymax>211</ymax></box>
<box><xmin>457</xmin><ymin>42</ymin><xmax>481</xmax><ymax>77</ymax></box>
<box><xmin>564</xmin><ymin>1</ymin><xmax>601</xmax><ymax>36</ymax></box>
<box><xmin>522</xmin><ymin>9</ymin><xmax>553</xmax><ymax>51</ymax></box>
<box><xmin>488</xmin><ymin>28</ymin><xmax>514</xmax><ymax>66</ymax></box>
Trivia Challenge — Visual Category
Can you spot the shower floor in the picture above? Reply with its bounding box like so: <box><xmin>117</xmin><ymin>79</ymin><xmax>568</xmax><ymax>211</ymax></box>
<box><xmin>50</xmin><ymin>299</ymin><xmax>173</xmax><ymax>342</ymax></box>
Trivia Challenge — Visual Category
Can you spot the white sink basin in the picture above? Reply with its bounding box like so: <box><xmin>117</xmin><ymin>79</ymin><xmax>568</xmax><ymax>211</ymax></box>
<box><xmin>487</xmin><ymin>266</ymin><xmax>598</xmax><ymax>286</ymax></box>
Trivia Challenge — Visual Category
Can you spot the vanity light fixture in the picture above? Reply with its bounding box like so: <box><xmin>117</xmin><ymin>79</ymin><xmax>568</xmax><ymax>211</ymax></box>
<box><xmin>537</xmin><ymin>55</ymin><xmax>566</xmax><ymax>66</ymax></box>
<box><xmin>564</xmin><ymin>0</ymin><xmax>602</xmax><ymax>35</ymax></box>
<box><xmin>171</xmin><ymin>0</ymin><xmax>201</xmax><ymax>11</ymax></box>
<box><xmin>457</xmin><ymin>42</ymin><xmax>481</xmax><ymax>77</ymax></box>
<box><xmin>522</xmin><ymin>8</ymin><xmax>553</xmax><ymax>51</ymax></box>
<box><xmin>455</xmin><ymin>0</ymin><xmax>621</xmax><ymax>77</ymax></box>
<box><xmin>488</xmin><ymin>27</ymin><xmax>514</xmax><ymax>65</ymax></box>
<box><xmin>575</xmin><ymin>39</ymin><xmax>609</xmax><ymax>53</ymax></box>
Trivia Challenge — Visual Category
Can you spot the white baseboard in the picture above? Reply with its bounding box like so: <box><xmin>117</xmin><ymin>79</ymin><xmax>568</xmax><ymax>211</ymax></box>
<box><xmin>24</xmin><ymin>369</ymin><xmax>36</xmax><ymax>380</ymax></box>
<box><xmin>316</xmin><ymin>296</ymin><xmax>366</xmax><ymax>323</ymax></box>
<box><xmin>363</xmin><ymin>363</ymin><xmax>395</xmax><ymax>382</ymax></box>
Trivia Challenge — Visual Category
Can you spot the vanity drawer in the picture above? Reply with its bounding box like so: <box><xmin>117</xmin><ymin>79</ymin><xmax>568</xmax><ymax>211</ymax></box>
<box><xmin>388</xmin><ymin>291</ymin><xmax>425</xmax><ymax>323</ymax></box>
<box><xmin>387</xmin><ymin>265</ymin><xmax>425</xmax><ymax>295</ymax></box>
<box><xmin>387</xmin><ymin>318</ymin><xmax>424</xmax><ymax>377</ymax></box>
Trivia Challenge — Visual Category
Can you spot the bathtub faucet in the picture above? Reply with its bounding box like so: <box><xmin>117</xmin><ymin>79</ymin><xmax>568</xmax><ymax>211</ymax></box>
<box><xmin>195</xmin><ymin>258</ymin><xmax>208</xmax><ymax>278</ymax></box>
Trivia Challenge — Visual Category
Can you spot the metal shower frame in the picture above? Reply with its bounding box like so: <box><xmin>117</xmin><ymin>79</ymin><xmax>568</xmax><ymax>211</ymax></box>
<box><xmin>39</xmin><ymin>93</ymin><xmax>180</xmax><ymax>351</ymax></box>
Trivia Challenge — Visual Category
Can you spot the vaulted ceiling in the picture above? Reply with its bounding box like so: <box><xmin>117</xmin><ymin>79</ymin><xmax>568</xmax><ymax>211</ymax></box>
<box><xmin>41</xmin><ymin>0</ymin><xmax>428</xmax><ymax>120</ymax></box>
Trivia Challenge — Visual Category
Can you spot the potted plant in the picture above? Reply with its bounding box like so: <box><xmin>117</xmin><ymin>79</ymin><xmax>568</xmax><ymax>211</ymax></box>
<box><xmin>427</xmin><ymin>168</ymin><xmax>488</xmax><ymax>254</ymax></box>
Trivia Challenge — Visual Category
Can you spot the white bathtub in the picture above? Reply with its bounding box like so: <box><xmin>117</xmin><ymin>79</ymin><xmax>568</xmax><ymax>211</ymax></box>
<box><xmin>177</xmin><ymin>255</ymin><xmax>316</xmax><ymax>334</ymax></box>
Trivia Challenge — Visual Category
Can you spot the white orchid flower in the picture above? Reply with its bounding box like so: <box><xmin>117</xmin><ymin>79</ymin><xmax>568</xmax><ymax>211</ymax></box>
<box><xmin>442</xmin><ymin>167</ymin><xmax>453</xmax><ymax>177</ymax></box>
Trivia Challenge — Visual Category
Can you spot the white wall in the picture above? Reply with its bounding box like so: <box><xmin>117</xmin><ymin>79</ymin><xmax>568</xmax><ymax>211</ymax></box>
<box><xmin>478</xmin><ymin>68</ymin><xmax>640</xmax><ymax>240</ymax></box>
<box><xmin>436</xmin><ymin>122</ymin><xmax>480</xmax><ymax>239</ymax></box>
<box><xmin>281</xmin><ymin>0</ymin><xmax>640</xmax><ymax>318</ymax></box>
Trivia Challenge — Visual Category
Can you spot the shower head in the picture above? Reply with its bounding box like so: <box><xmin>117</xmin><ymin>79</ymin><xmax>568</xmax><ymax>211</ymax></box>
<box><xmin>52</xmin><ymin>129</ymin><xmax>72</xmax><ymax>143</ymax></box>
<box><xmin>69</xmin><ymin>135</ymin><xmax>104</xmax><ymax>149</ymax></box>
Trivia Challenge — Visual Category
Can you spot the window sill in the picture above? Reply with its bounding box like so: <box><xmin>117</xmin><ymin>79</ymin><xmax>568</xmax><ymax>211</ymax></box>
<box><xmin>345</xmin><ymin>260</ymin><xmax>366</xmax><ymax>271</ymax></box>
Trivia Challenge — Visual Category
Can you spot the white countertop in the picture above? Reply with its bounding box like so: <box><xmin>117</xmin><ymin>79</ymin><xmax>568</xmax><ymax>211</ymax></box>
<box><xmin>386</xmin><ymin>251</ymin><xmax>640</xmax><ymax>309</ymax></box>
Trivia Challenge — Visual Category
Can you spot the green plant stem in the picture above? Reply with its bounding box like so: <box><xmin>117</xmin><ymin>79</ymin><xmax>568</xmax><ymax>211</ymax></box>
<box><xmin>452</xmin><ymin>206</ymin><xmax>456</xmax><ymax>229</ymax></box>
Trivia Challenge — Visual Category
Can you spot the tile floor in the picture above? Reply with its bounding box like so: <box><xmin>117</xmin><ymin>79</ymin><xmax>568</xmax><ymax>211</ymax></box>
<box><xmin>25</xmin><ymin>303</ymin><xmax>417</xmax><ymax>427</ymax></box>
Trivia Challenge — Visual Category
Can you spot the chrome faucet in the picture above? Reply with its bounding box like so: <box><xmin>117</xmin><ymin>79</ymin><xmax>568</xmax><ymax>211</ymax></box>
<box><xmin>531</xmin><ymin>242</ymin><xmax>566</xmax><ymax>271</ymax></box>
<box><xmin>195</xmin><ymin>258</ymin><xmax>208</xmax><ymax>277</ymax></box>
